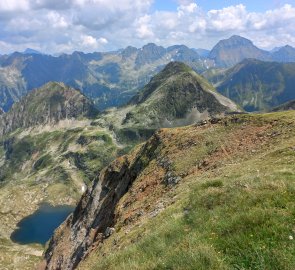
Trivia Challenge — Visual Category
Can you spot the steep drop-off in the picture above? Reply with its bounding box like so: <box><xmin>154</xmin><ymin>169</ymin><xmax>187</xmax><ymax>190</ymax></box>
<box><xmin>0</xmin><ymin>83</ymin><xmax>116</xmax><ymax>270</ymax></box>
<box><xmin>43</xmin><ymin>111</ymin><xmax>295</xmax><ymax>270</ymax></box>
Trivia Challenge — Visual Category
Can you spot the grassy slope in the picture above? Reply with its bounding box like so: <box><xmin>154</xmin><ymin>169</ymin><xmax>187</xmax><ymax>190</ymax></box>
<box><xmin>80</xmin><ymin>111</ymin><xmax>295</xmax><ymax>270</ymax></box>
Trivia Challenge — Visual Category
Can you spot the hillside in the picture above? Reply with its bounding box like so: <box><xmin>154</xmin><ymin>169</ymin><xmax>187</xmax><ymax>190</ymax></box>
<box><xmin>209</xmin><ymin>35</ymin><xmax>271</xmax><ymax>67</ymax></box>
<box><xmin>0</xmin><ymin>82</ymin><xmax>98</xmax><ymax>136</ymax></box>
<box><xmin>42</xmin><ymin>111</ymin><xmax>295</xmax><ymax>270</ymax></box>
<box><xmin>210</xmin><ymin>59</ymin><xmax>295</xmax><ymax>111</ymax></box>
<box><xmin>97</xmin><ymin>62</ymin><xmax>240</xmax><ymax>132</ymax></box>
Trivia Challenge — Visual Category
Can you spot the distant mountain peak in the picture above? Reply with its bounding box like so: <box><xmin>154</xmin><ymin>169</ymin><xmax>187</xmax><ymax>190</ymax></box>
<box><xmin>121</xmin><ymin>46</ymin><xmax>138</xmax><ymax>59</ymax></box>
<box><xmin>23</xmin><ymin>48</ymin><xmax>42</xmax><ymax>55</ymax></box>
<box><xmin>142</xmin><ymin>43</ymin><xmax>162</xmax><ymax>49</ymax></box>
<box><xmin>272</xmin><ymin>45</ymin><xmax>295</xmax><ymax>62</ymax></box>
<box><xmin>125</xmin><ymin>61</ymin><xmax>239</xmax><ymax>127</ymax></box>
<box><xmin>228</xmin><ymin>35</ymin><xmax>252</xmax><ymax>42</ymax></box>
<box><xmin>135</xmin><ymin>43</ymin><xmax>166</xmax><ymax>67</ymax></box>
<box><xmin>209</xmin><ymin>35</ymin><xmax>270</xmax><ymax>67</ymax></box>
<box><xmin>0</xmin><ymin>82</ymin><xmax>98</xmax><ymax>135</ymax></box>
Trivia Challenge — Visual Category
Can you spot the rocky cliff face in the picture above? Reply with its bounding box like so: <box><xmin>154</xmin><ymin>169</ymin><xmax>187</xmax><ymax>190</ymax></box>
<box><xmin>42</xmin><ymin>131</ymin><xmax>163</xmax><ymax>269</ymax></box>
<box><xmin>0</xmin><ymin>82</ymin><xmax>98</xmax><ymax>136</ymax></box>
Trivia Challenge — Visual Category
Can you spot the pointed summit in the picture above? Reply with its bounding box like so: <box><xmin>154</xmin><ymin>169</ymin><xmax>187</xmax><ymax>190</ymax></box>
<box><xmin>125</xmin><ymin>61</ymin><xmax>239</xmax><ymax>127</ymax></box>
<box><xmin>0</xmin><ymin>82</ymin><xmax>98</xmax><ymax>135</ymax></box>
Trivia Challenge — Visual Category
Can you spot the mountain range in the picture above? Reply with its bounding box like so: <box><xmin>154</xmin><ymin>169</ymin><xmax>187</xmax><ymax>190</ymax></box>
<box><xmin>0</xmin><ymin>35</ymin><xmax>295</xmax><ymax>114</ymax></box>
<box><xmin>1</xmin><ymin>36</ymin><xmax>295</xmax><ymax>270</ymax></box>
<box><xmin>0</xmin><ymin>62</ymin><xmax>241</xmax><ymax>269</ymax></box>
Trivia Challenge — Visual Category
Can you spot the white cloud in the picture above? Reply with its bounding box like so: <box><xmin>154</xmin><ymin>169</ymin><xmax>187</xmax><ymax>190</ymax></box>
<box><xmin>98</xmin><ymin>37</ymin><xmax>108</xmax><ymax>44</ymax></box>
<box><xmin>0</xmin><ymin>0</ymin><xmax>29</xmax><ymax>11</ymax></box>
<box><xmin>207</xmin><ymin>4</ymin><xmax>247</xmax><ymax>31</ymax></box>
<box><xmin>47</xmin><ymin>11</ymin><xmax>69</xmax><ymax>28</ymax></box>
<box><xmin>177</xmin><ymin>2</ymin><xmax>198</xmax><ymax>16</ymax></box>
<box><xmin>0</xmin><ymin>1</ymin><xmax>295</xmax><ymax>54</ymax></box>
<box><xmin>135</xmin><ymin>15</ymin><xmax>154</xmax><ymax>39</ymax></box>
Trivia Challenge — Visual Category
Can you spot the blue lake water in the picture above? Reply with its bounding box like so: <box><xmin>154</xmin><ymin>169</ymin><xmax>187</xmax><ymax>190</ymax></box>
<box><xmin>10</xmin><ymin>203</ymin><xmax>74</xmax><ymax>245</ymax></box>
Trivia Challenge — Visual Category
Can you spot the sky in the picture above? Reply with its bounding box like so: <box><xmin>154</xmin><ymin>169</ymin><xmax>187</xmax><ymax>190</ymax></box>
<box><xmin>0</xmin><ymin>0</ymin><xmax>295</xmax><ymax>54</ymax></box>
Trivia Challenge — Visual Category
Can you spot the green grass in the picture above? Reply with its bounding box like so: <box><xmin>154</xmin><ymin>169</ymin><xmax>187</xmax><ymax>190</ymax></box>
<box><xmin>88</xmin><ymin>147</ymin><xmax>295</xmax><ymax>270</ymax></box>
<box><xmin>81</xmin><ymin>113</ymin><xmax>295</xmax><ymax>270</ymax></box>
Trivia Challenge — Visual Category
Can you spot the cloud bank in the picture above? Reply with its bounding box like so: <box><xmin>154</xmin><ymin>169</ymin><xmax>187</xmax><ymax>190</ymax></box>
<box><xmin>0</xmin><ymin>0</ymin><xmax>294</xmax><ymax>54</ymax></box>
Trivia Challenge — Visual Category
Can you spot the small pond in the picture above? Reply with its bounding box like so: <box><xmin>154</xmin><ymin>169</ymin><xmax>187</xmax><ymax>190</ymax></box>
<box><xmin>10</xmin><ymin>203</ymin><xmax>75</xmax><ymax>245</ymax></box>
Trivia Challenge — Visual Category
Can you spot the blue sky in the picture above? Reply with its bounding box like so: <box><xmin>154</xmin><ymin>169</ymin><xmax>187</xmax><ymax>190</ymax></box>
<box><xmin>0</xmin><ymin>0</ymin><xmax>295</xmax><ymax>54</ymax></box>
<box><xmin>153</xmin><ymin>0</ymin><xmax>295</xmax><ymax>12</ymax></box>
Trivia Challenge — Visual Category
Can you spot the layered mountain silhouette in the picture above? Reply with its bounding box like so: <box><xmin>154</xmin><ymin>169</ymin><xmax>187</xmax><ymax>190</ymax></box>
<box><xmin>272</xmin><ymin>45</ymin><xmax>295</xmax><ymax>62</ymax></box>
<box><xmin>0</xmin><ymin>44</ymin><xmax>207</xmax><ymax>112</ymax></box>
<box><xmin>0</xmin><ymin>35</ymin><xmax>294</xmax><ymax>115</ymax></box>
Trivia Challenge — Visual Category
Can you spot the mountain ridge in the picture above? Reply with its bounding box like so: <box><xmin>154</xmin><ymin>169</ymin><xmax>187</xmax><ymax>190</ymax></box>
<box><xmin>1</xmin><ymin>35</ymin><xmax>294</xmax><ymax>113</ymax></box>
<box><xmin>0</xmin><ymin>82</ymin><xmax>98</xmax><ymax>136</ymax></box>
<box><xmin>211</xmin><ymin>59</ymin><xmax>295</xmax><ymax>111</ymax></box>
<box><xmin>96</xmin><ymin>62</ymin><xmax>240</xmax><ymax>134</ymax></box>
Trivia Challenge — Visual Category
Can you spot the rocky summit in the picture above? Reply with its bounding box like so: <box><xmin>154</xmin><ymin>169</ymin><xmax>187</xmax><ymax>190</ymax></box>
<box><xmin>0</xmin><ymin>82</ymin><xmax>98</xmax><ymax>136</ymax></box>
